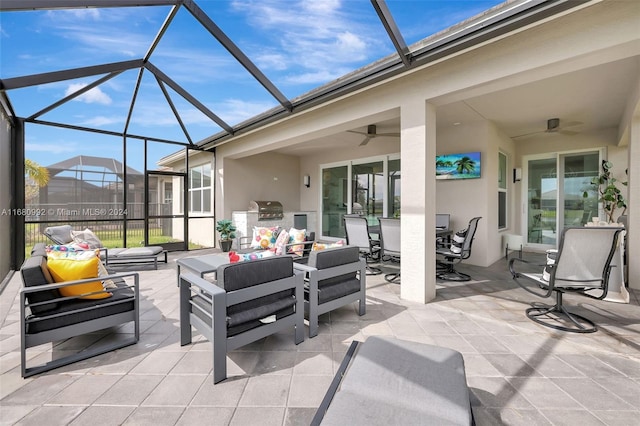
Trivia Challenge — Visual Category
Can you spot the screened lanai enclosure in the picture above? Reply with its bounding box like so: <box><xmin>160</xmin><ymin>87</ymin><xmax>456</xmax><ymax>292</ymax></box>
<box><xmin>3</xmin><ymin>0</ymin><xmax>591</xmax><ymax>271</ymax></box>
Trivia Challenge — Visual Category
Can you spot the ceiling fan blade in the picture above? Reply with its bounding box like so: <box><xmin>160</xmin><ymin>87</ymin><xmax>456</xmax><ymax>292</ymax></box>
<box><xmin>359</xmin><ymin>137</ymin><xmax>372</xmax><ymax>146</ymax></box>
<box><xmin>347</xmin><ymin>130</ymin><xmax>369</xmax><ymax>136</ymax></box>
<box><xmin>512</xmin><ymin>130</ymin><xmax>544</xmax><ymax>139</ymax></box>
<box><xmin>377</xmin><ymin>132</ymin><xmax>400</xmax><ymax>137</ymax></box>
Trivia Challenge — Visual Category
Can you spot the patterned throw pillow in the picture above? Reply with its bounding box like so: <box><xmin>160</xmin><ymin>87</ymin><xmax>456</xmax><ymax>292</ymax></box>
<box><xmin>450</xmin><ymin>230</ymin><xmax>467</xmax><ymax>254</ymax></box>
<box><xmin>71</xmin><ymin>228</ymin><xmax>104</xmax><ymax>249</ymax></box>
<box><xmin>250</xmin><ymin>226</ymin><xmax>279</xmax><ymax>249</ymax></box>
<box><xmin>241</xmin><ymin>250</ymin><xmax>275</xmax><ymax>262</ymax></box>
<box><xmin>287</xmin><ymin>228</ymin><xmax>307</xmax><ymax>256</ymax></box>
<box><xmin>312</xmin><ymin>240</ymin><xmax>346</xmax><ymax>251</ymax></box>
<box><xmin>273</xmin><ymin>230</ymin><xmax>290</xmax><ymax>255</ymax></box>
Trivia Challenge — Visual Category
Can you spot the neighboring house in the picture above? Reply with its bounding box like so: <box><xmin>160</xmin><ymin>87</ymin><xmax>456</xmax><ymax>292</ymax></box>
<box><xmin>35</xmin><ymin>155</ymin><xmax>145</xmax><ymax>221</ymax></box>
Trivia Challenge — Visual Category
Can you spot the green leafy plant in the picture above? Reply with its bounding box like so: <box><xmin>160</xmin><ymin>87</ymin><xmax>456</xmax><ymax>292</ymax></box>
<box><xmin>583</xmin><ymin>160</ymin><xmax>627</xmax><ymax>223</ymax></box>
<box><xmin>216</xmin><ymin>219</ymin><xmax>236</xmax><ymax>241</ymax></box>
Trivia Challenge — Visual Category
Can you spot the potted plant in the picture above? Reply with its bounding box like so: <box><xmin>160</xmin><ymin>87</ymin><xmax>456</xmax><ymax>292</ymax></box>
<box><xmin>216</xmin><ymin>219</ymin><xmax>237</xmax><ymax>252</ymax></box>
<box><xmin>583</xmin><ymin>160</ymin><xmax>627</xmax><ymax>224</ymax></box>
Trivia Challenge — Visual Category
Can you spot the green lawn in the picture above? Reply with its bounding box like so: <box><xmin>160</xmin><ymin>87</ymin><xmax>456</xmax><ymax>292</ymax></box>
<box><xmin>23</xmin><ymin>224</ymin><xmax>204</xmax><ymax>258</ymax></box>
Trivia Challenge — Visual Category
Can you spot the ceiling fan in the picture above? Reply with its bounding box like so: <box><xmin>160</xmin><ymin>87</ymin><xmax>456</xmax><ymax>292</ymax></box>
<box><xmin>513</xmin><ymin>118</ymin><xmax>583</xmax><ymax>139</ymax></box>
<box><xmin>348</xmin><ymin>124</ymin><xmax>400</xmax><ymax>146</ymax></box>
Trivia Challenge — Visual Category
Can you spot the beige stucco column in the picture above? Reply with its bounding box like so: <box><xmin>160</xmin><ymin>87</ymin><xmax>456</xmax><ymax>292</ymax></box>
<box><xmin>628</xmin><ymin>115</ymin><xmax>639</xmax><ymax>290</ymax></box>
<box><xmin>400</xmin><ymin>99</ymin><xmax>437</xmax><ymax>303</ymax></box>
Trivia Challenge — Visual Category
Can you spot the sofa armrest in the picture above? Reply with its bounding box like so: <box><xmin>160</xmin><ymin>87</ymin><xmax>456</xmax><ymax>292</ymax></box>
<box><xmin>21</xmin><ymin>272</ymin><xmax>139</xmax><ymax>310</ymax></box>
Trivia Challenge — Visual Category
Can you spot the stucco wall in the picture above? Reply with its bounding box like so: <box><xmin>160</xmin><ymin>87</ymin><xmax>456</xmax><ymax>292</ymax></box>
<box><xmin>0</xmin><ymin>111</ymin><xmax>12</xmax><ymax>281</ymax></box>
<box><xmin>210</xmin><ymin>0</ymin><xmax>637</xmax><ymax>290</ymax></box>
<box><xmin>221</xmin><ymin>152</ymin><xmax>301</xmax><ymax>219</ymax></box>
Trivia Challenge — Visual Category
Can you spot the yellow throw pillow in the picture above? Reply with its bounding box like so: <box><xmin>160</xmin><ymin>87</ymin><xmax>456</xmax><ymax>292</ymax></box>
<box><xmin>47</xmin><ymin>256</ymin><xmax>111</xmax><ymax>300</ymax></box>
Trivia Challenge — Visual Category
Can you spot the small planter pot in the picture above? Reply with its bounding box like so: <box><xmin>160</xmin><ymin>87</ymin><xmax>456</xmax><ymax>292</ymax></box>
<box><xmin>220</xmin><ymin>240</ymin><xmax>233</xmax><ymax>252</ymax></box>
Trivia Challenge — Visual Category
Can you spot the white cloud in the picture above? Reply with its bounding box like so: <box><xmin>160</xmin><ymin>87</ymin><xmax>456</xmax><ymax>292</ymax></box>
<box><xmin>254</xmin><ymin>53</ymin><xmax>288</xmax><ymax>71</ymax></box>
<box><xmin>45</xmin><ymin>8</ymin><xmax>156</xmax><ymax>59</ymax></box>
<box><xmin>215</xmin><ymin>99</ymin><xmax>278</xmax><ymax>124</ymax></box>
<box><xmin>79</xmin><ymin>115</ymin><xmax>122</xmax><ymax>127</ymax></box>
<box><xmin>231</xmin><ymin>0</ymin><xmax>379</xmax><ymax>82</ymax></box>
<box><xmin>65</xmin><ymin>83</ymin><xmax>112</xmax><ymax>105</ymax></box>
<box><xmin>25</xmin><ymin>142</ymin><xmax>76</xmax><ymax>154</ymax></box>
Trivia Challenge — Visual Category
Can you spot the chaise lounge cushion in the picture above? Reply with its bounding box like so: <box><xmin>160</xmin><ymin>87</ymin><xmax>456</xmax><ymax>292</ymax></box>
<box><xmin>44</xmin><ymin>225</ymin><xmax>74</xmax><ymax>245</ymax></box>
<box><xmin>321</xmin><ymin>336</ymin><xmax>472</xmax><ymax>425</ymax></box>
<box><xmin>106</xmin><ymin>246</ymin><xmax>164</xmax><ymax>258</ymax></box>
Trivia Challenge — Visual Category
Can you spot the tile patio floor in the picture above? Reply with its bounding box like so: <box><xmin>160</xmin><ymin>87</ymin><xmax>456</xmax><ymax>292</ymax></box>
<box><xmin>1</xmin><ymin>250</ymin><xmax>639</xmax><ymax>426</ymax></box>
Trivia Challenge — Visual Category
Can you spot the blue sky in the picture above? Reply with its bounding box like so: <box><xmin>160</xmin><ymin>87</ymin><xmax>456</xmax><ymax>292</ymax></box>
<box><xmin>1</xmin><ymin>0</ymin><xmax>504</xmax><ymax>172</ymax></box>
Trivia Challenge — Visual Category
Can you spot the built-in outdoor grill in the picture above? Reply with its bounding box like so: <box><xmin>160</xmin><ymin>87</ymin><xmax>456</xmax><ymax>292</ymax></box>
<box><xmin>248</xmin><ymin>200</ymin><xmax>284</xmax><ymax>221</ymax></box>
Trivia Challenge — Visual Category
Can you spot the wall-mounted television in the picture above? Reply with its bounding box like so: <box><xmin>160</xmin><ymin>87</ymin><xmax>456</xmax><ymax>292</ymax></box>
<box><xmin>436</xmin><ymin>151</ymin><xmax>481</xmax><ymax>180</ymax></box>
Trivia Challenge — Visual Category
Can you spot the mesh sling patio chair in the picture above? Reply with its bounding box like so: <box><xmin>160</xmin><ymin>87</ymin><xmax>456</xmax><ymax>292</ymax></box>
<box><xmin>344</xmin><ymin>216</ymin><xmax>381</xmax><ymax>275</ymax></box>
<box><xmin>509</xmin><ymin>226</ymin><xmax>624</xmax><ymax>333</ymax></box>
<box><xmin>378</xmin><ymin>217</ymin><xmax>401</xmax><ymax>283</ymax></box>
<box><xmin>436</xmin><ymin>217</ymin><xmax>481</xmax><ymax>282</ymax></box>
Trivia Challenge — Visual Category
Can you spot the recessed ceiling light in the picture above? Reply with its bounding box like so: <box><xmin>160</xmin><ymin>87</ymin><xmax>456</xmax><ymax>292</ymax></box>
<box><xmin>453</xmin><ymin>122</ymin><xmax>462</xmax><ymax>126</ymax></box>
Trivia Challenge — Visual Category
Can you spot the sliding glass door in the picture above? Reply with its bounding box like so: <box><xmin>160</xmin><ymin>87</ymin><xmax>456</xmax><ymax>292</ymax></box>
<box><xmin>524</xmin><ymin>150</ymin><xmax>601</xmax><ymax>247</ymax></box>
<box><xmin>352</xmin><ymin>161</ymin><xmax>384</xmax><ymax>225</ymax></box>
<box><xmin>321</xmin><ymin>156</ymin><xmax>399</xmax><ymax>238</ymax></box>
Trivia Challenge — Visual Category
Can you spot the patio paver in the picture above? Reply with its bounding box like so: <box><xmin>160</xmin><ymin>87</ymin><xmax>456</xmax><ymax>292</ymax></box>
<box><xmin>1</xmin><ymin>250</ymin><xmax>638</xmax><ymax>425</ymax></box>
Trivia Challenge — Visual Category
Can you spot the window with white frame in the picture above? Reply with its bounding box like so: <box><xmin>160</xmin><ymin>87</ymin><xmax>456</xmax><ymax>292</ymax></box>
<box><xmin>189</xmin><ymin>163</ymin><xmax>212</xmax><ymax>214</ymax></box>
<box><xmin>498</xmin><ymin>151</ymin><xmax>507</xmax><ymax>229</ymax></box>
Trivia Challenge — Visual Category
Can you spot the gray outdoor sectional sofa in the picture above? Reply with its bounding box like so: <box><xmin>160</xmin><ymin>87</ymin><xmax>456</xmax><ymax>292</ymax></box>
<box><xmin>19</xmin><ymin>243</ymin><xmax>139</xmax><ymax>377</ymax></box>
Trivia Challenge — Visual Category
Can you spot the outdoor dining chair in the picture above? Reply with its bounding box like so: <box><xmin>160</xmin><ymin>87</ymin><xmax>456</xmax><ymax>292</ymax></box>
<box><xmin>344</xmin><ymin>216</ymin><xmax>381</xmax><ymax>275</ymax></box>
<box><xmin>378</xmin><ymin>217</ymin><xmax>401</xmax><ymax>283</ymax></box>
<box><xmin>509</xmin><ymin>226</ymin><xmax>623</xmax><ymax>333</ymax></box>
<box><xmin>436</xmin><ymin>217</ymin><xmax>481</xmax><ymax>281</ymax></box>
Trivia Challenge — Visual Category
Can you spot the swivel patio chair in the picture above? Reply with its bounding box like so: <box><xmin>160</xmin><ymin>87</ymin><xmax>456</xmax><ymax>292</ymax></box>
<box><xmin>179</xmin><ymin>255</ymin><xmax>304</xmax><ymax>383</ymax></box>
<box><xmin>436</xmin><ymin>217</ymin><xmax>481</xmax><ymax>282</ymax></box>
<box><xmin>378</xmin><ymin>217</ymin><xmax>401</xmax><ymax>283</ymax></box>
<box><xmin>294</xmin><ymin>245</ymin><xmax>366</xmax><ymax>337</ymax></box>
<box><xmin>344</xmin><ymin>216</ymin><xmax>381</xmax><ymax>275</ymax></box>
<box><xmin>509</xmin><ymin>226</ymin><xmax>623</xmax><ymax>333</ymax></box>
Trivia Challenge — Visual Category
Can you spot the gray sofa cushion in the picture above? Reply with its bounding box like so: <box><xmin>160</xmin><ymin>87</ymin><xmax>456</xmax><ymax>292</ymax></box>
<box><xmin>26</xmin><ymin>280</ymin><xmax>135</xmax><ymax>334</ymax></box>
<box><xmin>20</xmin><ymin>255</ymin><xmax>60</xmax><ymax>314</ymax></box>
<box><xmin>321</xmin><ymin>336</ymin><xmax>472</xmax><ymax>425</ymax></box>
<box><xmin>307</xmin><ymin>278</ymin><xmax>361</xmax><ymax>305</ymax></box>
<box><xmin>31</xmin><ymin>243</ymin><xmax>48</xmax><ymax>257</ymax></box>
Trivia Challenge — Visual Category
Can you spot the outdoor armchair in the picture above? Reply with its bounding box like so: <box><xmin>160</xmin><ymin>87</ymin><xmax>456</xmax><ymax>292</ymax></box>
<box><xmin>509</xmin><ymin>226</ymin><xmax>624</xmax><ymax>333</ymax></box>
<box><xmin>179</xmin><ymin>255</ymin><xmax>305</xmax><ymax>383</ymax></box>
<box><xmin>436</xmin><ymin>217</ymin><xmax>481</xmax><ymax>281</ymax></box>
<box><xmin>293</xmin><ymin>245</ymin><xmax>366</xmax><ymax>337</ymax></box>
